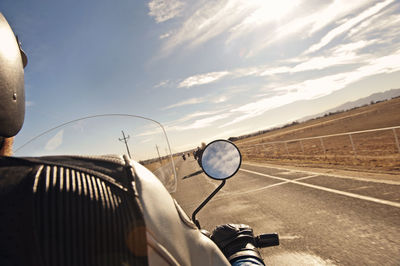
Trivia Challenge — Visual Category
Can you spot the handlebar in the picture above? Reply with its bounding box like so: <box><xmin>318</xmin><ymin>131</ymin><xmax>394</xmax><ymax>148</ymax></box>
<box><xmin>254</xmin><ymin>233</ymin><xmax>279</xmax><ymax>248</ymax></box>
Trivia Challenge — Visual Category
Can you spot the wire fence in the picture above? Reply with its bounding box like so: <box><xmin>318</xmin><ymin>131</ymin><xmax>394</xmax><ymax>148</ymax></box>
<box><xmin>236</xmin><ymin>126</ymin><xmax>400</xmax><ymax>159</ymax></box>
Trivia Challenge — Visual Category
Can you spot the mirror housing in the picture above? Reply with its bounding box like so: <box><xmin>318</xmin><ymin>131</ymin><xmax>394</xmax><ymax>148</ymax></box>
<box><xmin>200</xmin><ymin>139</ymin><xmax>242</xmax><ymax>180</ymax></box>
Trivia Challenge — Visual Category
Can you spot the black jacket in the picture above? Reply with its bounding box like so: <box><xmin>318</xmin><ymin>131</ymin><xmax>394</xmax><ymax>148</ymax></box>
<box><xmin>0</xmin><ymin>155</ymin><xmax>148</xmax><ymax>266</ymax></box>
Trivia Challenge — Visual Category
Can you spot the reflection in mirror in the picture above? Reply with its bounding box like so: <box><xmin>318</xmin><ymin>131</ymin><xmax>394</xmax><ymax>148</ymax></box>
<box><xmin>201</xmin><ymin>140</ymin><xmax>241</xmax><ymax>180</ymax></box>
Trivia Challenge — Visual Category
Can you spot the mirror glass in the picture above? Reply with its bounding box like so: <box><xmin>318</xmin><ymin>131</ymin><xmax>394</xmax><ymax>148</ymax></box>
<box><xmin>201</xmin><ymin>140</ymin><xmax>242</xmax><ymax>180</ymax></box>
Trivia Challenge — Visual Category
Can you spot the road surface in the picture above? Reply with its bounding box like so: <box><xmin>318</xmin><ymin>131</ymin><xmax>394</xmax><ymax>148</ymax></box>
<box><xmin>171</xmin><ymin>157</ymin><xmax>400</xmax><ymax>265</ymax></box>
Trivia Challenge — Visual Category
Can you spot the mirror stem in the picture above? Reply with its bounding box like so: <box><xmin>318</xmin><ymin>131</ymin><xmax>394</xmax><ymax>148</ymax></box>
<box><xmin>192</xmin><ymin>180</ymin><xmax>226</xmax><ymax>229</ymax></box>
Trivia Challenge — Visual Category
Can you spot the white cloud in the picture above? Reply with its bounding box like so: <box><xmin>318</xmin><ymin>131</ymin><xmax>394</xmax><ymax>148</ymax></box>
<box><xmin>348</xmin><ymin>5</ymin><xmax>400</xmax><ymax>41</ymax></box>
<box><xmin>161</xmin><ymin>0</ymin><xmax>250</xmax><ymax>54</ymax></box>
<box><xmin>140</xmin><ymin>138</ymin><xmax>154</xmax><ymax>144</ymax></box>
<box><xmin>330</xmin><ymin>40</ymin><xmax>377</xmax><ymax>55</ymax></box>
<box><xmin>175</xmin><ymin>37</ymin><xmax>380</xmax><ymax>88</ymax></box>
<box><xmin>222</xmin><ymin>49</ymin><xmax>400</xmax><ymax>127</ymax></box>
<box><xmin>213</xmin><ymin>96</ymin><xmax>228</xmax><ymax>103</ymax></box>
<box><xmin>169</xmin><ymin>113</ymin><xmax>230</xmax><ymax>131</ymax></box>
<box><xmin>148</xmin><ymin>0</ymin><xmax>185</xmax><ymax>23</ymax></box>
<box><xmin>163</xmin><ymin>97</ymin><xmax>205</xmax><ymax>109</ymax></box>
<box><xmin>165</xmin><ymin>110</ymin><xmax>222</xmax><ymax>128</ymax></box>
<box><xmin>246</xmin><ymin>0</ymin><xmax>376</xmax><ymax>57</ymax></box>
<box><xmin>155</xmin><ymin>0</ymin><xmax>394</xmax><ymax>58</ymax></box>
<box><xmin>307</xmin><ymin>0</ymin><xmax>372</xmax><ymax>35</ymax></box>
<box><xmin>159</xmin><ymin>32</ymin><xmax>172</xmax><ymax>39</ymax></box>
<box><xmin>289</xmin><ymin>53</ymin><xmax>359</xmax><ymax>73</ymax></box>
<box><xmin>305</xmin><ymin>0</ymin><xmax>394</xmax><ymax>54</ymax></box>
<box><xmin>154</xmin><ymin>80</ymin><xmax>170</xmax><ymax>88</ymax></box>
<box><xmin>227</xmin><ymin>0</ymin><xmax>300</xmax><ymax>43</ymax></box>
<box><xmin>178</xmin><ymin>71</ymin><xmax>230</xmax><ymax>88</ymax></box>
<box><xmin>45</xmin><ymin>129</ymin><xmax>64</xmax><ymax>151</ymax></box>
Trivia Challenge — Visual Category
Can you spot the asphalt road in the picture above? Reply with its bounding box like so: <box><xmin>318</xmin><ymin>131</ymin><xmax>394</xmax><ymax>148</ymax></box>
<box><xmin>171</xmin><ymin>157</ymin><xmax>400</xmax><ymax>266</ymax></box>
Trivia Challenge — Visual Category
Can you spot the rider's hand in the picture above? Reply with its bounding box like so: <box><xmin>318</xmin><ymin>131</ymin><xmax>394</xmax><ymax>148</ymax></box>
<box><xmin>210</xmin><ymin>224</ymin><xmax>265</xmax><ymax>265</ymax></box>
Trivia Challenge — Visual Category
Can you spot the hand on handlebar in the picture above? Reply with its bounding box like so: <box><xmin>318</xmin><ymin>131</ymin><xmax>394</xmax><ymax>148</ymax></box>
<box><xmin>210</xmin><ymin>224</ymin><xmax>265</xmax><ymax>265</ymax></box>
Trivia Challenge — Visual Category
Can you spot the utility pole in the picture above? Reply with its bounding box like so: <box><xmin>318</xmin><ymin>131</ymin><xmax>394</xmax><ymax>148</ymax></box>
<box><xmin>155</xmin><ymin>145</ymin><xmax>162</xmax><ymax>165</ymax></box>
<box><xmin>119</xmin><ymin>130</ymin><xmax>132</xmax><ymax>158</ymax></box>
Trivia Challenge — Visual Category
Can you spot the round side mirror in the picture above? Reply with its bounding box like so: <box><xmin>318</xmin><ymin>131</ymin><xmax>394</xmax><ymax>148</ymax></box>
<box><xmin>201</xmin><ymin>140</ymin><xmax>242</xmax><ymax>180</ymax></box>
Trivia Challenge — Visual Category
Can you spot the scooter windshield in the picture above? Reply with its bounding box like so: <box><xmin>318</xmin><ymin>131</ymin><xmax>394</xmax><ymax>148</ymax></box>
<box><xmin>13</xmin><ymin>114</ymin><xmax>177</xmax><ymax>193</ymax></box>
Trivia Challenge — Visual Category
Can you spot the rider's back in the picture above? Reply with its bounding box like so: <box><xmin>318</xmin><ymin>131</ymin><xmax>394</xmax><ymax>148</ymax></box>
<box><xmin>0</xmin><ymin>155</ymin><xmax>230</xmax><ymax>266</ymax></box>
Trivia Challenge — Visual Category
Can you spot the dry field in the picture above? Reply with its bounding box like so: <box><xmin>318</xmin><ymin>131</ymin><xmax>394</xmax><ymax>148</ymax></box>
<box><xmin>235</xmin><ymin>98</ymin><xmax>400</xmax><ymax>174</ymax></box>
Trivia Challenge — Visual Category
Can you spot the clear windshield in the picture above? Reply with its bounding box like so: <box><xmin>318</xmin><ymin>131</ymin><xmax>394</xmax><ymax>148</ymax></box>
<box><xmin>14</xmin><ymin>114</ymin><xmax>177</xmax><ymax>193</ymax></box>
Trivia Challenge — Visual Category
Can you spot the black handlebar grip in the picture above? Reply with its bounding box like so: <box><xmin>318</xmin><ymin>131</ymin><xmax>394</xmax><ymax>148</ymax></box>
<box><xmin>254</xmin><ymin>233</ymin><xmax>279</xmax><ymax>248</ymax></box>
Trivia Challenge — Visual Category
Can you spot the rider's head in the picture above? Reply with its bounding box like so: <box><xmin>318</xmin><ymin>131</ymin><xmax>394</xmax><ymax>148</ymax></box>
<box><xmin>0</xmin><ymin>13</ymin><xmax>28</xmax><ymax>156</ymax></box>
<box><xmin>201</xmin><ymin>142</ymin><xmax>206</xmax><ymax>149</ymax></box>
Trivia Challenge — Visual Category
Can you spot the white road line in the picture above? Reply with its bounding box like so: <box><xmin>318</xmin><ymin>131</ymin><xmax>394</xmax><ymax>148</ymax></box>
<box><xmin>243</xmin><ymin>162</ymin><xmax>400</xmax><ymax>185</ymax></box>
<box><xmin>212</xmin><ymin>174</ymin><xmax>318</xmax><ymax>201</ymax></box>
<box><xmin>240</xmin><ymin>168</ymin><xmax>400</xmax><ymax>208</ymax></box>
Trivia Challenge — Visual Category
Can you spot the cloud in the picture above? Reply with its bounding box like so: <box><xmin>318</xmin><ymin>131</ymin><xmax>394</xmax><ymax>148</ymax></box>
<box><xmin>159</xmin><ymin>32</ymin><xmax>172</xmax><ymax>39</ymax></box>
<box><xmin>154</xmin><ymin>80</ymin><xmax>170</xmax><ymax>88</ymax></box>
<box><xmin>161</xmin><ymin>0</ymin><xmax>250</xmax><ymax>54</ymax></box>
<box><xmin>45</xmin><ymin>129</ymin><xmax>64</xmax><ymax>151</ymax></box>
<box><xmin>169</xmin><ymin>113</ymin><xmax>230</xmax><ymax>131</ymax></box>
<box><xmin>159</xmin><ymin>0</ymin><xmax>306</xmax><ymax>56</ymax></box>
<box><xmin>175</xmin><ymin>36</ymin><xmax>380</xmax><ymax>88</ymax></box>
<box><xmin>178</xmin><ymin>71</ymin><xmax>230</xmax><ymax>88</ymax></box>
<box><xmin>140</xmin><ymin>138</ymin><xmax>154</xmax><ymax>144</ymax></box>
<box><xmin>136</xmin><ymin>126</ymin><xmax>161</xmax><ymax>137</ymax></box>
<box><xmin>246</xmin><ymin>0</ymin><xmax>377</xmax><ymax>57</ymax></box>
<box><xmin>226</xmin><ymin>0</ymin><xmax>301</xmax><ymax>43</ymax></box>
<box><xmin>148</xmin><ymin>0</ymin><xmax>185</xmax><ymax>23</ymax></box>
<box><xmin>221</xmin><ymin>49</ymin><xmax>400</xmax><ymax>127</ymax></box>
<box><xmin>156</xmin><ymin>0</ymin><xmax>378</xmax><ymax>57</ymax></box>
<box><xmin>305</xmin><ymin>0</ymin><xmax>394</xmax><ymax>54</ymax></box>
<box><xmin>162</xmin><ymin>97</ymin><xmax>205</xmax><ymax>109</ymax></box>
<box><xmin>165</xmin><ymin>110</ymin><xmax>221</xmax><ymax>127</ymax></box>
<box><xmin>213</xmin><ymin>96</ymin><xmax>228</xmax><ymax>103</ymax></box>
<box><xmin>347</xmin><ymin>4</ymin><xmax>400</xmax><ymax>41</ymax></box>
<box><xmin>307</xmin><ymin>0</ymin><xmax>373</xmax><ymax>35</ymax></box>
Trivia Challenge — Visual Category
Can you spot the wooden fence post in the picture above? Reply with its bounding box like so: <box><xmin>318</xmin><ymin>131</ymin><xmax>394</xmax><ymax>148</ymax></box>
<box><xmin>320</xmin><ymin>137</ymin><xmax>326</xmax><ymax>156</ymax></box>
<box><xmin>300</xmin><ymin>140</ymin><xmax>304</xmax><ymax>153</ymax></box>
<box><xmin>393</xmin><ymin>128</ymin><xmax>400</xmax><ymax>153</ymax></box>
<box><xmin>349</xmin><ymin>134</ymin><xmax>356</xmax><ymax>156</ymax></box>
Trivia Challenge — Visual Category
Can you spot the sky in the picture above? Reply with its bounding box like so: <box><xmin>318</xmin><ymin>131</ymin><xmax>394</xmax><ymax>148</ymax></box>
<box><xmin>1</xmin><ymin>0</ymin><xmax>400</xmax><ymax>157</ymax></box>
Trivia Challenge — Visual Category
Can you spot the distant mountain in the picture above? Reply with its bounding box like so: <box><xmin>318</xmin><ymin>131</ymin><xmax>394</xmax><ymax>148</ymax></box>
<box><xmin>300</xmin><ymin>88</ymin><xmax>400</xmax><ymax>122</ymax></box>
